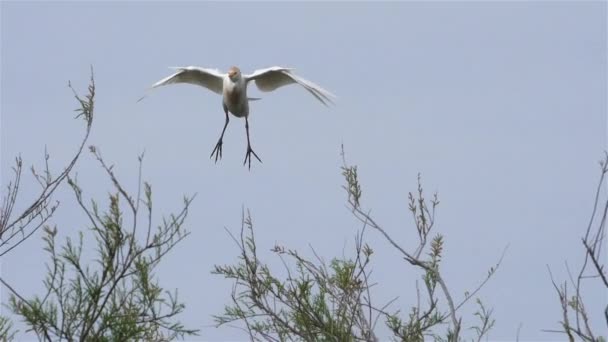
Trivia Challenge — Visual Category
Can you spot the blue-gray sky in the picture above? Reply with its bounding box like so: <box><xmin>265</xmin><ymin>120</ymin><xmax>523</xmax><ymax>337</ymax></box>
<box><xmin>1</xmin><ymin>1</ymin><xmax>606</xmax><ymax>340</ymax></box>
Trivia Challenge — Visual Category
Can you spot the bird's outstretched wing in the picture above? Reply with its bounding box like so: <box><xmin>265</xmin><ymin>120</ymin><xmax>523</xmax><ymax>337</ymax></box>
<box><xmin>151</xmin><ymin>66</ymin><xmax>225</xmax><ymax>95</ymax></box>
<box><xmin>244</xmin><ymin>66</ymin><xmax>335</xmax><ymax>106</ymax></box>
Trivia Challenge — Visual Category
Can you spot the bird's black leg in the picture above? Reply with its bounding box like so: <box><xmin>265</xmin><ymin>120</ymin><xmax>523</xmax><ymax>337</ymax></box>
<box><xmin>243</xmin><ymin>116</ymin><xmax>262</xmax><ymax>170</ymax></box>
<box><xmin>210</xmin><ymin>107</ymin><xmax>230</xmax><ymax>162</ymax></box>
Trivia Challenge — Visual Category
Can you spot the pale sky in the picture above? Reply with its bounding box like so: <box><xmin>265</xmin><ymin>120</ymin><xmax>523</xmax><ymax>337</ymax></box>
<box><xmin>1</xmin><ymin>1</ymin><xmax>606</xmax><ymax>340</ymax></box>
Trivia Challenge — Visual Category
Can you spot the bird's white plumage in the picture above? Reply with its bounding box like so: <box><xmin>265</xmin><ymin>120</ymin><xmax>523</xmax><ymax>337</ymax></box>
<box><xmin>150</xmin><ymin>65</ymin><xmax>335</xmax><ymax>106</ymax></box>
<box><xmin>245</xmin><ymin>66</ymin><xmax>336</xmax><ymax>106</ymax></box>
<box><xmin>147</xmin><ymin>65</ymin><xmax>335</xmax><ymax>168</ymax></box>
<box><xmin>152</xmin><ymin>66</ymin><xmax>225</xmax><ymax>95</ymax></box>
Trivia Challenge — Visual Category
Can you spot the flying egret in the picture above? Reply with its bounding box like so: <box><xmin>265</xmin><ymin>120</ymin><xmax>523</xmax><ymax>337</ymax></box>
<box><xmin>149</xmin><ymin>66</ymin><xmax>335</xmax><ymax>169</ymax></box>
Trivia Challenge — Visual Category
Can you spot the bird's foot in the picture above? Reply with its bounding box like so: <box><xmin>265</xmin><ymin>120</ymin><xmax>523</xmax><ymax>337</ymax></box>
<box><xmin>243</xmin><ymin>145</ymin><xmax>262</xmax><ymax>170</ymax></box>
<box><xmin>210</xmin><ymin>140</ymin><xmax>223</xmax><ymax>163</ymax></box>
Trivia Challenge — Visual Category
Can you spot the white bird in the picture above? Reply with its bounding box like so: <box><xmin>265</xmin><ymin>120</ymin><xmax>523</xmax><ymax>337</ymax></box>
<box><xmin>149</xmin><ymin>65</ymin><xmax>336</xmax><ymax>169</ymax></box>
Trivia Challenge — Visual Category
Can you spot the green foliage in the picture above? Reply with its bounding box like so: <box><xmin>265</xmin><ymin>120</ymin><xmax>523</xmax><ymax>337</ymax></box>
<box><xmin>469</xmin><ymin>299</ymin><xmax>495</xmax><ymax>342</ymax></box>
<box><xmin>213</xmin><ymin>212</ymin><xmax>377</xmax><ymax>341</ymax></box>
<box><xmin>3</xmin><ymin>72</ymin><xmax>197</xmax><ymax>341</ymax></box>
<box><xmin>0</xmin><ymin>315</ymin><xmax>17</xmax><ymax>341</ymax></box>
<box><xmin>342</xmin><ymin>165</ymin><xmax>362</xmax><ymax>209</ymax></box>
<box><xmin>341</xmin><ymin>144</ymin><xmax>362</xmax><ymax>209</ymax></box>
<box><xmin>214</xmin><ymin>150</ymin><xmax>505</xmax><ymax>341</ymax></box>
<box><xmin>9</xmin><ymin>153</ymin><xmax>197</xmax><ymax>340</ymax></box>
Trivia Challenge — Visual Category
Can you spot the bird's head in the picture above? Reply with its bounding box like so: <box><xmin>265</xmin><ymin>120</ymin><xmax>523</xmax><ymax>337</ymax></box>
<box><xmin>228</xmin><ymin>66</ymin><xmax>241</xmax><ymax>81</ymax></box>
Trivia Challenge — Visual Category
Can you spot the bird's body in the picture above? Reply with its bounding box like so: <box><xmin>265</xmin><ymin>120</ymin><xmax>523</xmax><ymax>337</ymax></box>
<box><xmin>223</xmin><ymin>74</ymin><xmax>248</xmax><ymax>117</ymax></box>
<box><xmin>149</xmin><ymin>65</ymin><xmax>335</xmax><ymax>169</ymax></box>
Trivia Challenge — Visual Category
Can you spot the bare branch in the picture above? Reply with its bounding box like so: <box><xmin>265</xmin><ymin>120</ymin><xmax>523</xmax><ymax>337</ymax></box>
<box><xmin>0</xmin><ymin>68</ymin><xmax>95</xmax><ymax>257</ymax></box>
